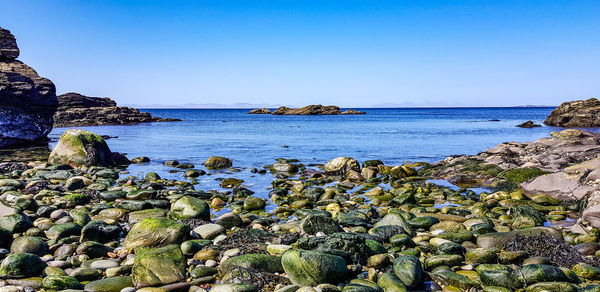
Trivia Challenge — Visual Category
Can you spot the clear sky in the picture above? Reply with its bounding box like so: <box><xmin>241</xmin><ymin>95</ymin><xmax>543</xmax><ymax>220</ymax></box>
<box><xmin>2</xmin><ymin>1</ymin><xmax>599</xmax><ymax>107</ymax></box>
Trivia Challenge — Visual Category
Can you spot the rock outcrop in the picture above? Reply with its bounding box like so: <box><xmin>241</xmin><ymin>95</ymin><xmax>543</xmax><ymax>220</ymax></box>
<box><xmin>249</xmin><ymin>105</ymin><xmax>365</xmax><ymax>115</ymax></box>
<box><xmin>0</xmin><ymin>26</ymin><xmax>57</xmax><ymax>148</ymax></box>
<box><xmin>247</xmin><ymin>108</ymin><xmax>271</xmax><ymax>114</ymax></box>
<box><xmin>53</xmin><ymin>92</ymin><xmax>180</xmax><ymax>127</ymax></box>
<box><xmin>516</xmin><ymin>121</ymin><xmax>541</xmax><ymax>128</ymax></box>
<box><xmin>544</xmin><ymin>98</ymin><xmax>600</xmax><ymax>127</ymax></box>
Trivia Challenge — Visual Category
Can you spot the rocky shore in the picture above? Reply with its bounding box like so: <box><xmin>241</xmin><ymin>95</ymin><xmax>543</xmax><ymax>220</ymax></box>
<box><xmin>53</xmin><ymin>93</ymin><xmax>181</xmax><ymax>128</ymax></box>
<box><xmin>1</xmin><ymin>128</ymin><xmax>600</xmax><ymax>292</ymax></box>
<box><xmin>249</xmin><ymin>105</ymin><xmax>365</xmax><ymax>115</ymax></box>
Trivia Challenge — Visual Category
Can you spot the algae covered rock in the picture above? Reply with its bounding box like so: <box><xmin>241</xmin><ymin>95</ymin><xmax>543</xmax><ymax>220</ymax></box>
<box><xmin>48</xmin><ymin>129</ymin><xmax>129</xmax><ymax>168</ymax></box>
<box><xmin>170</xmin><ymin>195</ymin><xmax>210</xmax><ymax>220</ymax></box>
<box><xmin>131</xmin><ymin>244</ymin><xmax>186</xmax><ymax>288</ymax></box>
<box><xmin>393</xmin><ymin>255</ymin><xmax>422</xmax><ymax>287</ymax></box>
<box><xmin>205</xmin><ymin>156</ymin><xmax>232</xmax><ymax>170</ymax></box>
<box><xmin>0</xmin><ymin>252</ymin><xmax>46</xmax><ymax>278</ymax></box>
<box><xmin>324</xmin><ymin>157</ymin><xmax>360</xmax><ymax>175</ymax></box>
<box><xmin>123</xmin><ymin>217</ymin><xmax>189</xmax><ymax>249</ymax></box>
<box><xmin>84</xmin><ymin>276</ymin><xmax>134</xmax><ymax>292</ymax></box>
<box><xmin>219</xmin><ymin>253</ymin><xmax>283</xmax><ymax>274</ymax></box>
<box><xmin>281</xmin><ymin>249</ymin><xmax>347</xmax><ymax>286</ymax></box>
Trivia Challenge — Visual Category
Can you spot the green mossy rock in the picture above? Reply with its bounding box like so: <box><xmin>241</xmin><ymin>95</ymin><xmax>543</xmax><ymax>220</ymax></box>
<box><xmin>204</xmin><ymin>156</ymin><xmax>233</xmax><ymax>170</ymax></box>
<box><xmin>123</xmin><ymin>217</ymin><xmax>189</xmax><ymax>249</ymax></box>
<box><xmin>525</xmin><ymin>281</ymin><xmax>578</xmax><ymax>292</ymax></box>
<box><xmin>514</xmin><ymin>264</ymin><xmax>568</xmax><ymax>286</ymax></box>
<box><xmin>0</xmin><ymin>252</ymin><xmax>46</xmax><ymax>278</ymax></box>
<box><xmin>393</xmin><ymin>255</ymin><xmax>422</xmax><ymax>287</ymax></box>
<box><xmin>42</xmin><ymin>275</ymin><xmax>82</xmax><ymax>290</ymax></box>
<box><xmin>424</xmin><ymin>254</ymin><xmax>463</xmax><ymax>269</ymax></box>
<box><xmin>377</xmin><ymin>273</ymin><xmax>408</xmax><ymax>292</ymax></box>
<box><xmin>573</xmin><ymin>262</ymin><xmax>600</xmax><ymax>280</ymax></box>
<box><xmin>131</xmin><ymin>244</ymin><xmax>186</xmax><ymax>288</ymax></box>
<box><xmin>281</xmin><ymin>249</ymin><xmax>347</xmax><ymax>286</ymax></box>
<box><xmin>170</xmin><ymin>196</ymin><xmax>210</xmax><ymax>220</ymax></box>
<box><xmin>84</xmin><ymin>276</ymin><xmax>134</xmax><ymax>292</ymax></box>
<box><xmin>429</xmin><ymin>270</ymin><xmax>479</xmax><ymax>290</ymax></box>
<box><xmin>46</xmin><ymin>222</ymin><xmax>81</xmax><ymax>240</ymax></box>
<box><xmin>48</xmin><ymin>129</ymin><xmax>112</xmax><ymax>168</ymax></box>
<box><xmin>10</xmin><ymin>236</ymin><xmax>48</xmax><ymax>256</ymax></box>
<box><xmin>219</xmin><ymin>253</ymin><xmax>283</xmax><ymax>274</ymax></box>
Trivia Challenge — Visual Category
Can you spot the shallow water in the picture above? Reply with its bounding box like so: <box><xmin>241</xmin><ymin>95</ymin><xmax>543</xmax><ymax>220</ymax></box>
<box><xmin>46</xmin><ymin>107</ymin><xmax>573</xmax><ymax>210</ymax></box>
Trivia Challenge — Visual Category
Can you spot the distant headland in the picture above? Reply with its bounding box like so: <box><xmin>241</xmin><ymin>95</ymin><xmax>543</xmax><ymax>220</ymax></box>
<box><xmin>248</xmin><ymin>105</ymin><xmax>366</xmax><ymax>115</ymax></box>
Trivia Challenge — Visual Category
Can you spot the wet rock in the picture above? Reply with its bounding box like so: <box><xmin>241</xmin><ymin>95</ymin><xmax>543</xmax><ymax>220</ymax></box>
<box><xmin>131</xmin><ymin>244</ymin><xmax>185</xmax><ymax>288</ymax></box>
<box><xmin>123</xmin><ymin>217</ymin><xmax>190</xmax><ymax>249</ymax></box>
<box><xmin>42</xmin><ymin>275</ymin><xmax>82</xmax><ymax>290</ymax></box>
<box><xmin>80</xmin><ymin>220</ymin><xmax>122</xmax><ymax>243</ymax></box>
<box><xmin>393</xmin><ymin>255</ymin><xmax>422</xmax><ymax>287</ymax></box>
<box><xmin>281</xmin><ymin>249</ymin><xmax>347</xmax><ymax>286</ymax></box>
<box><xmin>514</xmin><ymin>264</ymin><xmax>568</xmax><ymax>285</ymax></box>
<box><xmin>219</xmin><ymin>253</ymin><xmax>283</xmax><ymax>274</ymax></box>
<box><xmin>0</xmin><ymin>253</ymin><xmax>46</xmax><ymax>278</ymax></box>
<box><xmin>204</xmin><ymin>156</ymin><xmax>232</xmax><ymax>170</ymax></box>
<box><xmin>84</xmin><ymin>275</ymin><xmax>134</xmax><ymax>292</ymax></box>
<box><xmin>324</xmin><ymin>157</ymin><xmax>360</xmax><ymax>175</ymax></box>
<box><xmin>516</xmin><ymin>121</ymin><xmax>542</xmax><ymax>128</ymax></box>
<box><xmin>300</xmin><ymin>215</ymin><xmax>341</xmax><ymax>235</ymax></box>
<box><xmin>9</xmin><ymin>236</ymin><xmax>47</xmax><ymax>256</ymax></box>
<box><xmin>170</xmin><ymin>196</ymin><xmax>210</xmax><ymax>220</ymax></box>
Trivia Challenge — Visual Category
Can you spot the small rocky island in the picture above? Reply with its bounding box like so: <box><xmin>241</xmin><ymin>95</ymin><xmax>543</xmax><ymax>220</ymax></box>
<box><xmin>53</xmin><ymin>92</ymin><xmax>181</xmax><ymax>127</ymax></box>
<box><xmin>249</xmin><ymin>105</ymin><xmax>365</xmax><ymax>115</ymax></box>
<box><xmin>545</xmin><ymin>98</ymin><xmax>600</xmax><ymax>127</ymax></box>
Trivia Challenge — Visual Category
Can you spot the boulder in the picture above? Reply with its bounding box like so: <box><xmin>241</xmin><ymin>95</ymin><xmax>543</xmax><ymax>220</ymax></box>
<box><xmin>281</xmin><ymin>249</ymin><xmax>347</xmax><ymax>286</ymax></box>
<box><xmin>48</xmin><ymin>129</ymin><xmax>130</xmax><ymax>168</ymax></box>
<box><xmin>477</xmin><ymin>227</ymin><xmax>563</xmax><ymax>249</ymax></box>
<box><xmin>170</xmin><ymin>196</ymin><xmax>210</xmax><ymax>220</ymax></box>
<box><xmin>324</xmin><ymin>157</ymin><xmax>361</xmax><ymax>175</ymax></box>
<box><xmin>123</xmin><ymin>217</ymin><xmax>190</xmax><ymax>249</ymax></box>
<box><xmin>0</xmin><ymin>26</ymin><xmax>57</xmax><ymax>148</ymax></box>
<box><xmin>544</xmin><ymin>98</ymin><xmax>600</xmax><ymax>127</ymax></box>
<box><xmin>204</xmin><ymin>156</ymin><xmax>232</xmax><ymax>170</ymax></box>
<box><xmin>131</xmin><ymin>245</ymin><xmax>186</xmax><ymax>288</ymax></box>
<box><xmin>53</xmin><ymin>92</ymin><xmax>180</xmax><ymax>127</ymax></box>
<box><xmin>0</xmin><ymin>252</ymin><xmax>46</xmax><ymax>278</ymax></box>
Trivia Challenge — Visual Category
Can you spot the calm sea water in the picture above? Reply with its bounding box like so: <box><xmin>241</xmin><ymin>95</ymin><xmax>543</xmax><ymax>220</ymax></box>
<box><xmin>47</xmin><ymin>107</ymin><xmax>570</xmax><ymax>208</ymax></box>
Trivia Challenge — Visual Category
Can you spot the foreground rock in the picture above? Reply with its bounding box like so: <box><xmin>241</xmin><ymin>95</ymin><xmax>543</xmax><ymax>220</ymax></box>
<box><xmin>0</xmin><ymin>26</ymin><xmax>57</xmax><ymax>148</ymax></box>
<box><xmin>53</xmin><ymin>92</ymin><xmax>180</xmax><ymax>127</ymax></box>
<box><xmin>545</xmin><ymin>98</ymin><xmax>600</xmax><ymax>127</ymax></box>
<box><xmin>48</xmin><ymin>129</ymin><xmax>130</xmax><ymax>168</ymax></box>
<box><xmin>249</xmin><ymin>105</ymin><xmax>365</xmax><ymax>115</ymax></box>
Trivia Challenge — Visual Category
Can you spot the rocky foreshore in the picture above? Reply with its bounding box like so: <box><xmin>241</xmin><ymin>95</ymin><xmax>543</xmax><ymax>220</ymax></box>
<box><xmin>53</xmin><ymin>92</ymin><xmax>181</xmax><ymax>127</ymax></box>
<box><xmin>249</xmin><ymin>105</ymin><xmax>366</xmax><ymax>115</ymax></box>
<box><xmin>1</xmin><ymin>129</ymin><xmax>600</xmax><ymax>291</ymax></box>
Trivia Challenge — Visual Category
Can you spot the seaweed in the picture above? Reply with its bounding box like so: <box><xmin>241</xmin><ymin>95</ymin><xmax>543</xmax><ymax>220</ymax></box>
<box><xmin>504</xmin><ymin>233</ymin><xmax>600</xmax><ymax>268</ymax></box>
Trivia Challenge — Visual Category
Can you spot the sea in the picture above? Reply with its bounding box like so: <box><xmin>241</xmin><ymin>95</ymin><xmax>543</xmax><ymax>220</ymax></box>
<box><xmin>46</xmin><ymin>107</ymin><xmax>574</xmax><ymax>213</ymax></box>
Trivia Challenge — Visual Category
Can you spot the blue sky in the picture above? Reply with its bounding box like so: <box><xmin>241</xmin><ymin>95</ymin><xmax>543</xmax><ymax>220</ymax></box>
<box><xmin>2</xmin><ymin>1</ymin><xmax>599</xmax><ymax>107</ymax></box>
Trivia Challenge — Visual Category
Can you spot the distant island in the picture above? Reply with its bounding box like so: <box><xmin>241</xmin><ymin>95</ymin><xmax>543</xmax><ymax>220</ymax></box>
<box><xmin>248</xmin><ymin>105</ymin><xmax>366</xmax><ymax>115</ymax></box>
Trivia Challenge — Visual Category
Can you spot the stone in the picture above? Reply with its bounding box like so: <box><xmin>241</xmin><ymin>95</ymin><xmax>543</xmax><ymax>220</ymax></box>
<box><xmin>80</xmin><ymin>220</ymin><xmax>122</xmax><ymax>243</ymax></box>
<box><xmin>0</xmin><ymin>27</ymin><xmax>57</xmax><ymax>148</ymax></box>
<box><xmin>219</xmin><ymin>253</ymin><xmax>283</xmax><ymax>274</ymax></box>
<box><xmin>0</xmin><ymin>253</ymin><xmax>46</xmax><ymax>278</ymax></box>
<box><xmin>248</xmin><ymin>108</ymin><xmax>271</xmax><ymax>114</ymax></box>
<box><xmin>193</xmin><ymin>224</ymin><xmax>225</xmax><ymax>240</ymax></box>
<box><xmin>300</xmin><ymin>215</ymin><xmax>340</xmax><ymax>235</ymax></box>
<box><xmin>48</xmin><ymin>129</ymin><xmax>130</xmax><ymax>168</ymax></box>
<box><xmin>9</xmin><ymin>236</ymin><xmax>48</xmax><ymax>256</ymax></box>
<box><xmin>215</xmin><ymin>212</ymin><xmax>243</xmax><ymax>229</ymax></box>
<box><xmin>53</xmin><ymin>92</ymin><xmax>179</xmax><ymax>127</ymax></box>
<box><xmin>84</xmin><ymin>276</ymin><xmax>134</xmax><ymax>292</ymax></box>
<box><xmin>243</xmin><ymin>196</ymin><xmax>266</xmax><ymax>211</ymax></box>
<box><xmin>393</xmin><ymin>255</ymin><xmax>422</xmax><ymax>287</ymax></box>
<box><xmin>211</xmin><ymin>284</ymin><xmax>257</xmax><ymax>292</ymax></box>
<box><xmin>281</xmin><ymin>249</ymin><xmax>347</xmax><ymax>286</ymax></box>
<box><xmin>514</xmin><ymin>264</ymin><xmax>568</xmax><ymax>285</ymax></box>
<box><xmin>131</xmin><ymin>245</ymin><xmax>186</xmax><ymax>288</ymax></box>
<box><xmin>42</xmin><ymin>275</ymin><xmax>82</xmax><ymax>290</ymax></box>
<box><xmin>204</xmin><ymin>156</ymin><xmax>232</xmax><ymax>170</ymax></box>
<box><xmin>46</xmin><ymin>222</ymin><xmax>81</xmax><ymax>240</ymax></box>
<box><xmin>123</xmin><ymin>217</ymin><xmax>189</xmax><ymax>249</ymax></box>
<box><xmin>324</xmin><ymin>157</ymin><xmax>361</xmax><ymax>175</ymax></box>
<box><xmin>170</xmin><ymin>196</ymin><xmax>210</xmax><ymax>220</ymax></box>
